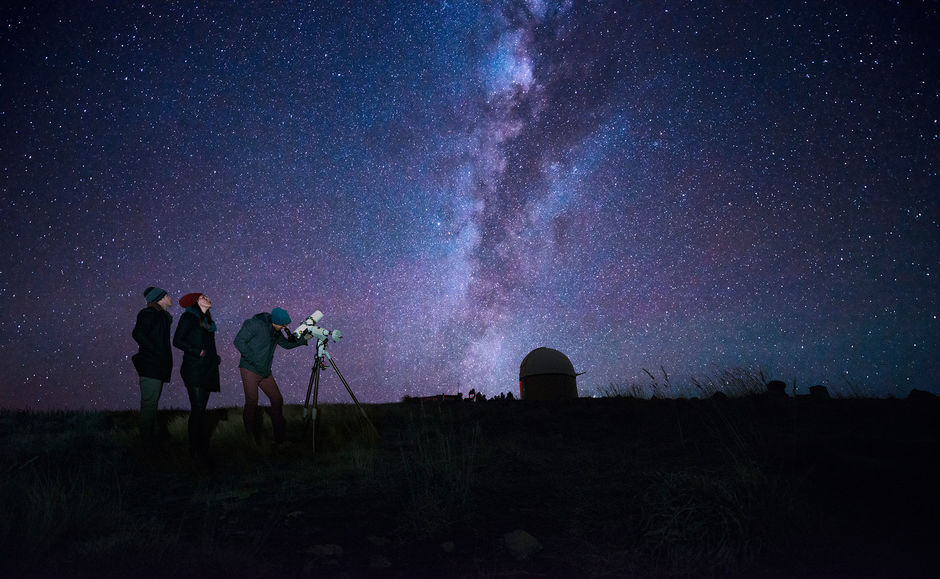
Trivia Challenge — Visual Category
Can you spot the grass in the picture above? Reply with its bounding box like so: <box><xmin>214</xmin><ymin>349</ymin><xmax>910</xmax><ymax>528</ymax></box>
<box><xmin>0</xmin><ymin>382</ymin><xmax>938</xmax><ymax>577</ymax></box>
<box><xmin>398</xmin><ymin>405</ymin><xmax>481</xmax><ymax>540</ymax></box>
<box><xmin>597</xmin><ymin>366</ymin><xmax>770</xmax><ymax>399</ymax></box>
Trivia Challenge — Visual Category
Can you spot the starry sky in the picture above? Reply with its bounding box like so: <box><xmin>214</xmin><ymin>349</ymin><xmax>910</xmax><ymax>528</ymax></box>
<box><xmin>1</xmin><ymin>1</ymin><xmax>937</xmax><ymax>411</ymax></box>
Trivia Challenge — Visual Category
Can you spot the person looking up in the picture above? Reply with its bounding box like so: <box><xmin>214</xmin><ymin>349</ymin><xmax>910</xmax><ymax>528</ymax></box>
<box><xmin>173</xmin><ymin>292</ymin><xmax>221</xmax><ymax>462</ymax></box>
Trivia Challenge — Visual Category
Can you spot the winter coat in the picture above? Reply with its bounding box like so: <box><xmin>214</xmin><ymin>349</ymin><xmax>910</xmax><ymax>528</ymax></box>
<box><xmin>233</xmin><ymin>312</ymin><xmax>307</xmax><ymax>377</ymax></box>
<box><xmin>173</xmin><ymin>306</ymin><xmax>221</xmax><ymax>392</ymax></box>
<box><xmin>132</xmin><ymin>304</ymin><xmax>173</xmax><ymax>382</ymax></box>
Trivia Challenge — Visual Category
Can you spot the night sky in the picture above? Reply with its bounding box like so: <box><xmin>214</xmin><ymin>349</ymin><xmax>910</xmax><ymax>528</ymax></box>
<box><xmin>2</xmin><ymin>1</ymin><xmax>937</xmax><ymax>411</ymax></box>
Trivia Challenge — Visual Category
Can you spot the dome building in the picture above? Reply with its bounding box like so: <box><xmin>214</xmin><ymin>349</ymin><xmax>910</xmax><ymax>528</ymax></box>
<box><xmin>518</xmin><ymin>347</ymin><xmax>579</xmax><ymax>400</ymax></box>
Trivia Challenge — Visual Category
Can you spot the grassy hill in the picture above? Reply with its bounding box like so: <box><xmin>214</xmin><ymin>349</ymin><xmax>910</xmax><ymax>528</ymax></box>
<box><xmin>1</xmin><ymin>393</ymin><xmax>937</xmax><ymax>577</ymax></box>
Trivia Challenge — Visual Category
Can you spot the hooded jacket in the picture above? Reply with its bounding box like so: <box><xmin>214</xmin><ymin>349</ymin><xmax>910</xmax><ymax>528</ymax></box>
<box><xmin>233</xmin><ymin>312</ymin><xmax>307</xmax><ymax>377</ymax></box>
<box><xmin>173</xmin><ymin>306</ymin><xmax>221</xmax><ymax>392</ymax></box>
<box><xmin>132</xmin><ymin>303</ymin><xmax>173</xmax><ymax>381</ymax></box>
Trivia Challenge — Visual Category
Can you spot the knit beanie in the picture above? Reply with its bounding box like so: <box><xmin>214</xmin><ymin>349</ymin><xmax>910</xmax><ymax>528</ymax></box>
<box><xmin>144</xmin><ymin>286</ymin><xmax>168</xmax><ymax>303</ymax></box>
<box><xmin>271</xmin><ymin>307</ymin><xmax>291</xmax><ymax>326</ymax></box>
<box><xmin>179</xmin><ymin>293</ymin><xmax>202</xmax><ymax>308</ymax></box>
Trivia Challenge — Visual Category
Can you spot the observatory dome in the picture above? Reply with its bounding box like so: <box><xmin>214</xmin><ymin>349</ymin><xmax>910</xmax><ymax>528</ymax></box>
<box><xmin>519</xmin><ymin>347</ymin><xmax>576</xmax><ymax>378</ymax></box>
<box><xmin>518</xmin><ymin>347</ymin><xmax>579</xmax><ymax>400</ymax></box>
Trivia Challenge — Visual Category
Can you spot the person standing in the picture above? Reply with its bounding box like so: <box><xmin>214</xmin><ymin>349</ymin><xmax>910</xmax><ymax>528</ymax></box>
<box><xmin>233</xmin><ymin>307</ymin><xmax>307</xmax><ymax>443</ymax></box>
<box><xmin>173</xmin><ymin>292</ymin><xmax>221</xmax><ymax>460</ymax></box>
<box><xmin>131</xmin><ymin>286</ymin><xmax>173</xmax><ymax>447</ymax></box>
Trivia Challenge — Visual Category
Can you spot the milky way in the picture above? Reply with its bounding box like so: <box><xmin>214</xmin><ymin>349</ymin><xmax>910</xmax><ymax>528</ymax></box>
<box><xmin>1</xmin><ymin>1</ymin><xmax>937</xmax><ymax>411</ymax></box>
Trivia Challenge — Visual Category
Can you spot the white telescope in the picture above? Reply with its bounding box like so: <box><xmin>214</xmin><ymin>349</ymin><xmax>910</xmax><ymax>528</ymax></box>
<box><xmin>293</xmin><ymin>310</ymin><xmax>342</xmax><ymax>343</ymax></box>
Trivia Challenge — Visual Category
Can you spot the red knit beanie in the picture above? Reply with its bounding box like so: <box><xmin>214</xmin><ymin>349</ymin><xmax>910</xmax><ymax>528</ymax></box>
<box><xmin>179</xmin><ymin>293</ymin><xmax>202</xmax><ymax>308</ymax></box>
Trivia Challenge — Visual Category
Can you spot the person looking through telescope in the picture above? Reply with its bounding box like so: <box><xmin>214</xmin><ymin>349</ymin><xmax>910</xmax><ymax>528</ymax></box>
<box><xmin>233</xmin><ymin>307</ymin><xmax>308</xmax><ymax>444</ymax></box>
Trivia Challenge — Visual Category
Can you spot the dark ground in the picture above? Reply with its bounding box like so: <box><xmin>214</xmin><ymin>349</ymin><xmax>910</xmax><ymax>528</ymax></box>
<box><xmin>1</xmin><ymin>393</ymin><xmax>938</xmax><ymax>578</ymax></box>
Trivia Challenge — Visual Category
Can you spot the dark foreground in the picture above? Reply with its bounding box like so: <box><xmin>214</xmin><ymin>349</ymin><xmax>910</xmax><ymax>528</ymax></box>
<box><xmin>1</xmin><ymin>394</ymin><xmax>938</xmax><ymax>578</ymax></box>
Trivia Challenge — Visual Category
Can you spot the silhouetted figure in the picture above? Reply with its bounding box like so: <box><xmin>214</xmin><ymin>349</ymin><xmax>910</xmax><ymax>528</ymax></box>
<box><xmin>131</xmin><ymin>286</ymin><xmax>173</xmax><ymax>448</ymax></box>
<box><xmin>765</xmin><ymin>380</ymin><xmax>787</xmax><ymax>397</ymax></box>
<box><xmin>809</xmin><ymin>385</ymin><xmax>831</xmax><ymax>400</ymax></box>
<box><xmin>234</xmin><ymin>307</ymin><xmax>308</xmax><ymax>444</ymax></box>
<box><xmin>173</xmin><ymin>292</ymin><xmax>221</xmax><ymax>461</ymax></box>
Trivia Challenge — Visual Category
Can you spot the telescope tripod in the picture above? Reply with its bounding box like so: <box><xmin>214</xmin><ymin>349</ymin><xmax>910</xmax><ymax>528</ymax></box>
<box><xmin>302</xmin><ymin>338</ymin><xmax>376</xmax><ymax>451</ymax></box>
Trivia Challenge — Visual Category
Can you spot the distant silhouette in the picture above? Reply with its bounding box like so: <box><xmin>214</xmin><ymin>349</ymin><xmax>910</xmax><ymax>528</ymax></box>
<box><xmin>234</xmin><ymin>307</ymin><xmax>309</xmax><ymax>444</ymax></box>
<box><xmin>809</xmin><ymin>385</ymin><xmax>831</xmax><ymax>399</ymax></box>
<box><xmin>907</xmin><ymin>389</ymin><xmax>938</xmax><ymax>402</ymax></box>
<box><xmin>518</xmin><ymin>347</ymin><xmax>580</xmax><ymax>400</ymax></box>
<box><xmin>131</xmin><ymin>286</ymin><xmax>173</xmax><ymax>448</ymax></box>
<box><xmin>406</xmin><ymin>392</ymin><xmax>463</xmax><ymax>403</ymax></box>
<box><xmin>173</xmin><ymin>292</ymin><xmax>221</xmax><ymax>462</ymax></box>
<box><xmin>765</xmin><ymin>380</ymin><xmax>788</xmax><ymax>397</ymax></box>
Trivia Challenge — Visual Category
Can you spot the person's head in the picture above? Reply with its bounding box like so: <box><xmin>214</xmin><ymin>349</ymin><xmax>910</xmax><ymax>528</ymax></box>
<box><xmin>271</xmin><ymin>307</ymin><xmax>291</xmax><ymax>330</ymax></box>
<box><xmin>144</xmin><ymin>286</ymin><xmax>171</xmax><ymax>310</ymax></box>
<box><xmin>180</xmin><ymin>292</ymin><xmax>211</xmax><ymax>312</ymax></box>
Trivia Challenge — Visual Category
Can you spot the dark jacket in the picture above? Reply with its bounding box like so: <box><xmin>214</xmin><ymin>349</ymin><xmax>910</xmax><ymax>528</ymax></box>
<box><xmin>233</xmin><ymin>312</ymin><xmax>307</xmax><ymax>377</ymax></box>
<box><xmin>173</xmin><ymin>306</ymin><xmax>221</xmax><ymax>392</ymax></box>
<box><xmin>132</xmin><ymin>304</ymin><xmax>173</xmax><ymax>382</ymax></box>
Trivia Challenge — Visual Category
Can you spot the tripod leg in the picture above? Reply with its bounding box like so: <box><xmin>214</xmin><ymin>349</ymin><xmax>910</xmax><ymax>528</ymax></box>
<box><xmin>303</xmin><ymin>365</ymin><xmax>317</xmax><ymax>421</ymax></box>
<box><xmin>310</xmin><ymin>362</ymin><xmax>322</xmax><ymax>452</ymax></box>
<box><xmin>327</xmin><ymin>356</ymin><xmax>377</xmax><ymax>434</ymax></box>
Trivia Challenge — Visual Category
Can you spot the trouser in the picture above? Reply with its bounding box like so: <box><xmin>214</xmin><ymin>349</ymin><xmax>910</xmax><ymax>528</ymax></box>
<box><xmin>138</xmin><ymin>376</ymin><xmax>164</xmax><ymax>446</ymax></box>
<box><xmin>240</xmin><ymin>368</ymin><xmax>286</xmax><ymax>443</ymax></box>
<box><xmin>187</xmin><ymin>386</ymin><xmax>211</xmax><ymax>457</ymax></box>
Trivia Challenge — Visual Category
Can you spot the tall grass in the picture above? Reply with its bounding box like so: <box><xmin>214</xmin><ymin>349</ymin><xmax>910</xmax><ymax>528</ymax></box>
<box><xmin>0</xmin><ymin>405</ymin><xmax>381</xmax><ymax>577</ymax></box>
<box><xmin>1</xmin><ymin>384</ymin><xmax>934</xmax><ymax>577</ymax></box>
<box><xmin>598</xmin><ymin>367</ymin><xmax>770</xmax><ymax>399</ymax></box>
<box><xmin>4</xmin><ymin>455</ymin><xmax>123</xmax><ymax>556</ymax></box>
<box><xmin>0</xmin><ymin>410</ymin><xmax>128</xmax><ymax>572</ymax></box>
<box><xmin>595</xmin><ymin>381</ymin><xmax>647</xmax><ymax>398</ymax></box>
<box><xmin>637</xmin><ymin>462</ymin><xmax>805</xmax><ymax>575</ymax></box>
<box><xmin>690</xmin><ymin>367</ymin><xmax>768</xmax><ymax>398</ymax></box>
<box><xmin>397</xmin><ymin>406</ymin><xmax>481</xmax><ymax>540</ymax></box>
